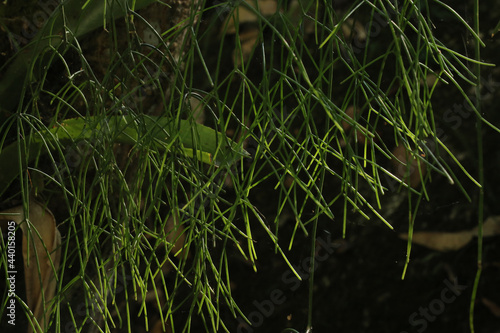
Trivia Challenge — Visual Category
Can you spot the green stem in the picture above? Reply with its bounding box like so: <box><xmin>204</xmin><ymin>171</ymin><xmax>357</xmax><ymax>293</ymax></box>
<box><xmin>469</xmin><ymin>1</ymin><xmax>483</xmax><ymax>332</ymax></box>
<box><xmin>306</xmin><ymin>218</ymin><xmax>317</xmax><ymax>332</ymax></box>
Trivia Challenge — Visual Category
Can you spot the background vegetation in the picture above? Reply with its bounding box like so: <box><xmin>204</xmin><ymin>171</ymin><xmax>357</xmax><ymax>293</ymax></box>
<box><xmin>1</xmin><ymin>0</ymin><xmax>499</xmax><ymax>332</ymax></box>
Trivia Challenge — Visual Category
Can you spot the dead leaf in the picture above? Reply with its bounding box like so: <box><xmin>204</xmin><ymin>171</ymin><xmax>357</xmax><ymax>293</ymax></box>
<box><xmin>287</xmin><ymin>0</ymin><xmax>315</xmax><ymax>34</ymax></box>
<box><xmin>224</xmin><ymin>0</ymin><xmax>279</xmax><ymax>34</ymax></box>
<box><xmin>189</xmin><ymin>96</ymin><xmax>206</xmax><ymax>124</ymax></box>
<box><xmin>400</xmin><ymin>230</ymin><xmax>474</xmax><ymax>252</ymax></box>
<box><xmin>477</xmin><ymin>215</ymin><xmax>500</xmax><ymax>237</ymax></box>
<box><xmin>0</xmin><ymin>200</ymin><xmax>61</xmax><ymax>333</ymax></box>
<box><xmin>399</xmin><ymin>215</ymin><xmax>500</xmax><ymax>252</ymax></box>
<box><xmin>422</xmin><ymin>73</ymin><xmax>439</xmax><ymax>88</ymax></box>
<box><xmin>152</xmin><ymin>209</ymin><xmax>187</xmax><ymax>282</ymax></box>
<box><xmin>148</xmin><ymin>210</ymin><xmax>187</xmax><ymax>312</ymax></box>
<box><xmin>164</xmin><ymin>211</ymin><xmax>186</xmax><ymax>257</ymax></box>
<box><xmin>339</xmin><ymin>106</ymin><xmax>374</xmax><ymax>146</ymax></box>
<box><xmin>342</xmin><ymin>18</ymin><xmax>367</xmax><ymax>41</ymax></box>
<box><xmin>391</xmin><ymin>144</ymin><xmax>427</xmax><ymax>188</ymax></box>
<box><xmin>233</xmin><ymin>28</ymin><xmax>260</xmax><ymax>67</ymax></box>
<box><xmin>223</xmin><ymin>0</ymin><xmax>279</xmax><ymax>66</ymax></box>
<box><xmin>342</xmin><ymin>105</ymin><xmax>358</xmax><ymax>131</ymax></box>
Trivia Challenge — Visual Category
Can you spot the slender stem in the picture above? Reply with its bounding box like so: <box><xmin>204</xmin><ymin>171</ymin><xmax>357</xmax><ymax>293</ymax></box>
<box><xmin>306</xmin><ymin>218</ymin><xmax>318</xmax><ymax>333</ymax></box>
<box><xmin>469</xmin><ymin>1</ymin><xmax>483</xmax><ymax>332</ymax></box>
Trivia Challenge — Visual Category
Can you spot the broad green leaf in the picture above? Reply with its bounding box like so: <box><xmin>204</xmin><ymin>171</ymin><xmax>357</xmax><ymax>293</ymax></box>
<box><xmin>0</xmin><ymin>115</ymin><xmax>249</xmax><ymax>194</ymax></box>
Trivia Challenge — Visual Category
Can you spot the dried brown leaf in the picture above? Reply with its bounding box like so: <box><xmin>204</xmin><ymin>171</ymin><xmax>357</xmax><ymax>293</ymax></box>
<box><xmin>399</xmin><ymin>215</ymin><xmax>500</xmax><ymax>252</ymax></box>
<box><xmin>223</xmin><ymin>0</ymin><xmax>279</xmax><ymax>66</ymax></box>
<box><xmin>1</xmin><ymin>200</ymin><xmax>61</xmax><ymax>332</ymax></box>
<box><xmin>477</xmin><ymin>215</ymin><xmax>500</xmax><ymax>237</ymax></box>
<box><xmin>391</xmin><ymin>144</ymin><xmax>427</xmax><ymax>188</ymax></box>
<box><xmin>342</xmin><ymin>18</ymin><xmax>367</xmax><ymax>41</ymax></box>
<box><xmin>189</xmin><ymin>96</ymin><xmax>206</xmax><ymax>124</ymax></box>
<box><xmin>399</xmin><ymin>230</ymin><xmax>474</xmax><ymax>252</ymax></box>
<box><xmin>225</xmin><ymin>0</ymin><xmax>279</xmax><ymax>34</ymax></box>
<box><xmin>164</xmin><ymin>212</ymin><xmax>186</xmax><ymax>257</ymax></box>
<box><xmin>232</xmin><ymin>28</ymin><xmax>260</xmax><ymax>67</ymax></box>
